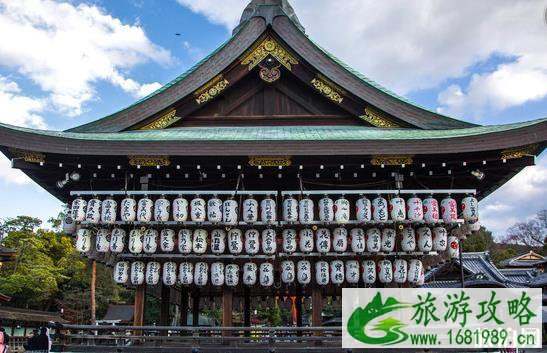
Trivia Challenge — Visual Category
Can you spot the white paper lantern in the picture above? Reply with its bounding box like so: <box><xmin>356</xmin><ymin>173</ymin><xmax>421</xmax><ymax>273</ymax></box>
<box><xmin>261</xmin><ymin>229</ymin><xmax>277</xmax><ymax>255</ymax></box>
<box><xmin>423</xmin><ymin>196</ymin><xmax>439</xmax><ymax>223</ymax></box>
<box><xmin>192</xmin><ymin>229</ymin><xmax>208</xmax><ymax>254</ymax></box>
<box><xmin>467</xmin><ymin>220</ymin><xmax>481</xmax><ymax>232</ymax></box>
<box><xmin>432</xmin><ymin>227</ymin><xmax>448</xmax><ymax>251</ymax></box>
<box><xmin>225</xmin><ymin>264</ymin><xmax>239</xmax><ymax>287</ymax></box>
<box><xmin>332</xmin><ymin>228</ymin><xmax>348</xmax><ymax>253</ymax></box>
<box><xmin>113</xmin><ymin>261</ymin><xmax>129</xmax><ymax>284</ymax></box>
<box><xmin>389</xmin><ymin>197</ymin><xmax>406</xmax><ymax>222</ymax></box>
<box><xmin>462</xmin><ymin>196</ymin><xmax>479</xmax><ymax>222</ymax></box>
<box><xmin>222</xmin><ymin>199</ymin><xmax>238</xmax><ymax>225</ymax></box>
<box><xmin>401</xmin><ymin>227</ymin><xmax>416</xmax><ymax>252</ymax></box>
<box><xmin>318</xmin><ymin>196</ymin><xmax>334</xmax><ymax>222</ymax></box>
<box><xmin>85</xmin><ymin>198</ymin><xmax>101</xmax><ymax>224</ymax></box>
<box><xmin>417</xmin><ymin>267</ymin><xmax>425</xmax><ymax>286</ymax></box>
<box><xmin>146</xmin><ymin>261</ymin><xmax>161</xmax><ymax>285</ymax></box>
<box><xmin>345</xmin><ymin>260</ymin><xmax>360</xmax><ymax>284</ymax></box>
<box><xmin>281</xmin><ymin>260</ymin><xmax>295</xmax><ymax>284</ymax></box>
<box><xmin>408</xmin><ymin>259</ymin><xmax>423</xmax><ymax>284</ymax></box>
<box><xmin>120</xmin><ymin>198</ymin><xmax>137</xmax><ymax>222</ymax></box>
<box><xmin>143</xmin><ymin>229</ymin><xmax>158</xmax><ymax>254</ymax></box>
<box><xmin>75</xmin><ymin>229</ymin><xmax>92</xmax><ymax>253</ymax></box>
<box><xmin>95</xmin><ymin>228</ymin><xmax>110</xmax><ymax>253</ymax></box>
<box><xmin>207</xmin><ymin>197</ymin><xmax>223</xmax><ymax>223</ymax></box>
<box><xmin>163</xmin><ymin>261</ymin><xmax>177</xmax><ymax>286</ymax></box>
<box><xmin>407</xmin><ymin>196</ymin><xmax>424</xmax><ymax>222</ymax></box>
<box><xmin>260</xmin><ymin>197</ymin><xmax>277</xmax><ymax>223</ymax></box>
<box><xmin>137</xmin><ymin>197</ymin><xmax>153</xmax><ymax>222</ymax></box>
<box><xmin>243</xmin><ymin>263</ymin><xmax>257</xmax><ymax>286</ymax></box>
<box><xmin>441</xmin><ymin>197</ymin><xmax>458</xmax><ymax>224</ymax></box>
<box><xmin>242</xmin><ymin>197</ymin><xmax>258</xmax><ymax>223</ymax></box>
<box><xmin>417</xmin><ymin>227</ymin><xmax>433</xmax><ymax>252</ymax></box>
<box><xmin>283</xmin><ymin>196</ymin><xmax>299</xmax><ymax>223</ymax></box>
<box><xmin>334</xmin><ymin>197</ymin><xmax>350</xmax><ymax>224</ymax></box>
<box><xmin>131</xmin><ymin>261</ymin><xmax>145</xmax><ymax>285</ymax></box>
<box><xmin>110</xmin><ymin>228</ymin><xmax>126</xmax><ymax>253</ymax></box>
<box><xmin>160</xmin><ymin>229</ymin><xmax>175</xmax><ymax>252</ymax></box>
<box><xmin>393</xmin><ymin>259</ymin><xmax>408</xmax><ymax>284</ymax></box>
<box><xmin>154</xmin><ymin>197</ymin><xmax>170</xmax><ymax>222</ymax></box>
<box><xmin>194</xmin><ymin>262</ymin><xmax>208</xmax><ymax>286</ymax></box>
<box><xmin>172</xmin><ymin>197</ymin><xmax>188</xmax><ymax>222</ymax></box>
<box><xmin>298</xmin><ymin>228</ymin><xmax>314</xmax><ymax>253</ymax></box>
<box><xmin>128</xmin><ymin>229</ymin><xmax>142</xmax><ymax>254</ymax></box>
<box><xmin>299</xmin><ymin>197</ymin><xmax>314</xmax><ymax>224</ymax></box>
<box><xmin>315</xmin><ymin>261</ymin><xmax>330</xmax><ymax>286</ymax></box>
<box><xmin>366</xmin><ymin>228</ymin><xmax>381</xmax><ymax>253</ymax></box>
<box><xmin>448</xmin><ymin>235</ymin><xmax>460</xmax><ymax>259</ymax></box>
<box><xmin>330</xmin><ymin>260</ymin><xmax>345</xmax><ymax>285</ymax></box>
<box><xmin>260</xmin><ymin>263</ymin><xmax>274</xmax><ymax>287</ymax></box>
<box><xmin>211</xmin><ymin>262</ymin><xmax>225</xmax><ymax>286</ymax></box>
<box><xmin>378</xmin><ymin>260</ymin><xmax>393</xmax><ymax>284</ymax></box>
<box><xmin>245</xmin><ymin>229</ymin><xmax>260</xmax><ymax>255</ymax></box>
<box><xmin>191</xmin><ymin>197</ymin><xmax>206</xmax><ymax>222</ymax></box>
<box><xmin>179</xmin><ymin>262</ymin><xmax>194</xmax><ymax>285</ymax></box>
<box><xmin>362</xmin><ymin>260</ymin><xmax>376</xmax><ymax>284</ymax></box>
<box><xmin>177</xmin><ymin>229</ymin><xmax>192</xmax><ymax>254</ymax></box>
<box><xmin>356</xmin><ymin>196</ymin><xmax>372</xmax><ymax>222</ymax></box>
<box><xmin>282</xmin><ymin>229</ymin><xmax>297</xmax><ymax>253</ymax></box>
<box><xmin>372</xmin><ymin>196</ymin><xmax>389</xmax><ymax>222</ymax></box>
<box><xmin>211</xmin><ymin>229</ymin><xmax>226</xmax><ymax>255</ymax></box>
<box><xmin>350</xmin><ymin>228</ymin><xmax>366</xmax><ymax>253</ymax></box>
<box><xmin>71</xmin><ymin>198</ymin><xmax>87</xmax><ymax>222</ymax></box>
<box><xmin>227</xmin><ymin>229</ymin><xmax>243</xmax><ymax>254</ymax></box>
<box><xmin>381</xmin><ymin>228</ymin><xmax>396</xmax><ymax>253</ymax></box>
<box><xmin>63</xmin><ymin>210</ymin><xmax>76</xmax><ymax>235</ymax></box>
<box><xmin>316</xmin><ymin>228</ymin><xmax>331</xmax><ymax>254</ymax></box>
<box><xmin>297</xmin><ymin>260</ymin><xmax>311</xmax><ymax>285</ymax></box>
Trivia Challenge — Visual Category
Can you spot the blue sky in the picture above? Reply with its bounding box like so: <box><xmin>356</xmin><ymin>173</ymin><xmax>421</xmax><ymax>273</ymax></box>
<box><xmin>0</xmin><ymin>0</ymin><xmax>546</xmax><ymax>236</ymax></box>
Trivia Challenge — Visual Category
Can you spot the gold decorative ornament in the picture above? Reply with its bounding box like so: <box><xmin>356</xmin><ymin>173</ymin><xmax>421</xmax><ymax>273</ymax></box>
<box><xmin>241</xmin><ymin>37</ymin><xmax>299</xmax><ymax>71</ymax></box>
<box><xmin>500</xmin><ymin>144</ymin><xmax>538</xmax><ymax>160</ymax></box>
<box><xmin>128</xmin><ymin>156</ymin><xmax>171</xmax><ymax>167</ymax></box>
<box><xmin>9</xmin><ymin>148</ymin><xmax>45</xmax><ymax>163</ymax></box>
<box><xmin>259</xmin><ymin>63</ymin><xmax>281</xmax><ymax>83</ymax></box>
<box><xmin>194</xmin><ymin>75</ymin><xmax>229</xmax><ymax>105</ymax></box>
<box><xmin>310</xmin><ymin>76</ymin><xmax>344</xmax><ymax>104</ymax></box>
<box><xmin>249</xmin><ymin>156</ymin><xmax>292</xmax><ymax>167</ymax></box>
<box><xmin>140</xmin><ymin>109</ymin><xmax>179</xmax><ymax>130</ymax></box>
<box><xmin>371</xmin><ymin>156</ymin><xmax>413</xmax><ymax>166</ymax></box>
<box><xmin>360</xmin><ymin>107</ymin><xmax>401</xmax><ymax>128</ymax></box>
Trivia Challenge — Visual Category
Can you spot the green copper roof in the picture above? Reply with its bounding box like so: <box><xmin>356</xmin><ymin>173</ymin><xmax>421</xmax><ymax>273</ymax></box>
<box><xmin>3</xmin><ymin>118</ymin><xmax>546</xmax><ymax>142</ymax></box>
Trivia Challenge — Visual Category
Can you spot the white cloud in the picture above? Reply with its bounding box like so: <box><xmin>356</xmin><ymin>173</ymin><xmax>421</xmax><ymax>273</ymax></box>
<box><xmin>480</xmin><ymin>154</ymin><xmax>547</xmax><ymax>238</ymax></box>
<box><xmin>176</xmin><ymin>0</ymin><xmax>547</xmax><ymax>122</ymax></box>
<box><xmin>0</xmin><ymin>76</ymin><xmax>47</xmax><ymax>128</ymax></box>
<box><xmin>0</xmin><ymin>155</ymin><xmax>32</xmax><ymax>185</ymax></box>
<box><xmin>0</xmin><ymin>0</ymin><xmax>172</xmax><ymax>117</ymax></box>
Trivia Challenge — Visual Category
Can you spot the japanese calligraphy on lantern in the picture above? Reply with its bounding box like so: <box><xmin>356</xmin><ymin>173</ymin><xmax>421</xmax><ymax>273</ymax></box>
<box><xmin>343</xmin><ymin>288</ymin><xmax>542</xmax><ymax>349</ymax></box>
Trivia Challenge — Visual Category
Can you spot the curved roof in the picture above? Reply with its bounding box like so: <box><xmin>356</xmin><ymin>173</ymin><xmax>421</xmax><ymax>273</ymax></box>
<box><xmin>234</xmin><ymin>0</ymin><xmax>304</xmax><ymax>34</ymax></box>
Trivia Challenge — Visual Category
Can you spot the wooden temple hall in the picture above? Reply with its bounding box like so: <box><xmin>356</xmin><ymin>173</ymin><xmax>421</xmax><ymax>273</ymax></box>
<box><xmin>0</xmin><ymin>0</ymin><xmax>546</xmax><ymax>343</ymax></box>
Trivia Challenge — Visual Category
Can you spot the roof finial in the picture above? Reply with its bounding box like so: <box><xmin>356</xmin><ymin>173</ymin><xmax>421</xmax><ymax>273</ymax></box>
<box><xmin>233</xmin><ymin>0</ymin><xmax>305</xmax><ymax>35</ymax></box>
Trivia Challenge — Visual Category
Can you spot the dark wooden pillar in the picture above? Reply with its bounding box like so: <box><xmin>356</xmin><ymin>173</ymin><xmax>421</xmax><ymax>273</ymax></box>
<box><xmin>192</xmin><ymin>291</ymin><xmax>200</xmax><ymax>327</ymax></box>
<box><xmin>222</xmin><ymin>288</ymin><xmax>233</xmax><ymax>337</ymax></box>
<box><xmin>160</xmin><ymin>285</ymin><xmax>171</xmax><ymax>326</ymax></box>
<box><xmin>133</xmin><ymin>284</ymin><xmax>146</xmax><ymax>327</ymax></box>
<box><xmin>295</xmin><ymin>292</ymin><xmax>303</xmax><ymax>328</ymax></box>
<box><xmin>90</xmin><ymin>260</ymin><xmax>96</xmax><ymax>325</ymax></box>
<box><xmin>180</xmin><ymin>288</ymin><xmax>189</xmax><ymax>326</ymax></box>
<box><xmin>244</xmin><ymin>287</ymin><xmax>251</xmax><ymax>337</ymax></box>
<box><xmin>312</xmin><ymin>288</ymin><xmax>322</xmax><ymax>327</ymax></box>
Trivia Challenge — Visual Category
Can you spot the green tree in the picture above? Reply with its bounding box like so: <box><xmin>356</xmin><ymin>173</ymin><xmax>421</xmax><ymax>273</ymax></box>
<box><xmin>462</xmin><ymin>227</ymin><xmax>494</xmax><ymax>252</ymax></box>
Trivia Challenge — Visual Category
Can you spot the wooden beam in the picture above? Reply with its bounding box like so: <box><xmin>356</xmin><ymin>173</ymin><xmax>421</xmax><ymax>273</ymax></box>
<box><xmin>311</xmin><ymin>287</ymin><xmax>322</xmax><ymax>327</ymax></box>
<box><xmin>133</xmin><ymin>284</ymin><xmax>146</xmax><ymax>327</ymax></box>
<box><xmin>160</xmin><ymin>285</ymin><xmax>171</xmax><ymax>327</ymax></box>
<box><xmin>222</xmin><ymin>288</ymin><xmax>233</xmax><ymax>335</ymax></box>
<box><xmin>244</xmin><ymin>287</ymin><xmax>251</xmax><ymax>337</ymax></box>
<box><xmin>180</xmin><ymin>288</ymin><xmax>188</xmax><ymax>326</ymax></box>
<box><xmin>90</xmin><ymin>260</ymin><xmax>96</xmax><ymax>325</ymax></box>
<box><xmin>192</xmin><ymin>292</ymin><xmax>200</xmax><ymax>327</ymax></box>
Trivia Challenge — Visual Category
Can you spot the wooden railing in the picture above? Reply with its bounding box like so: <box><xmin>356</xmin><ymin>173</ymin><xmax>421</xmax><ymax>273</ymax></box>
<box><xmin>53</xmin><ymin>324</ymin><xmax>343</xmax><ymax>352</ymax></box>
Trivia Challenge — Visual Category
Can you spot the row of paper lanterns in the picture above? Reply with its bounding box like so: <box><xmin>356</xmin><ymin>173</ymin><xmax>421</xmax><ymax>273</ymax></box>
<box><xmin>76</xmin><ymin>226</ymin><xmax>459</xmax><ymax>256</ymax></box>
<box><xmin>113</xmin><ymin>259</ymin><xmax>425</xmax><ymax>287</ymax></box>
<box><xmin>70</xmin><ymin>194</ymin><xmax>479</xmax><ymax>225</ymax></box>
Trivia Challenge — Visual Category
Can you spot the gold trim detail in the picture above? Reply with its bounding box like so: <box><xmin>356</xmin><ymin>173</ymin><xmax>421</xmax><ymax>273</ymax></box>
<box><xmin>360</xmin><ymin>107</ymin><xmax>401</xmax><ymax>128</ymax></box>
<box><xmin>249</xmin><ymin>156</ymin><xmax>292</xmax><ymax>167</ymax></box>
<box><xmin>128</xmin><ymin>156</ymin><xmax>171</xmax><ymax>167</ymax></box>
<box><xmin>310</xmin><ymin>76</ymin><xmax>344</xmax><ymax>104</ymax></box>
<box><xmin>501</xmin><ymin>144</ymin><xmax>538</xmax><ymax>160</ymax></box>
<box><xmin>371</xmin><ymin>156</ymin><xmax>413</xmax><ymax>166</ymax></box>
<box><xmin>241</xmin><ymin>37</ymin><xmax>299</xmax><ymax>71</ymax></box>
<box><xmin>140</xmin><ymin>109</ymin><xmax>179</xmax><ymax>130</ymax></box>
<box><xmin>9</xmin><ymin>148</ymin><xmax>45</xmax><ymax>163</ymax></box>
<box><xmin>194</xmin><ymin>75</ymin><xmax>229</xmax><ymax>105</ymax></box>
